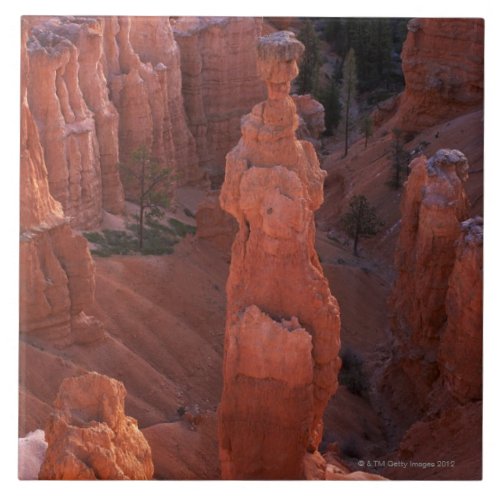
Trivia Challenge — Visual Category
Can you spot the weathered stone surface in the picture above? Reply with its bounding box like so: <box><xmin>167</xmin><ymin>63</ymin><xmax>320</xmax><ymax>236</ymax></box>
<box><xmin>395</xmin><ymin>18</ymin><xmax>484</xmax><ymax>132</ymax></box>
<box><xmin>218</xmin><ymin>31</ymin><xmax>341</xmax><ymax>479</ymax></box>
<box><xmin>39</xmin><ymin>372</ymin><xmax>154</xmax><ymax>480</ymax></box>
<box><xmin>292</xmin><ymin>94</ymin><xmax>326</xmax><ymax>142</ymax></box>
<box><xmin>104</xmin><ymin>17</ymin><xmax>202</xmax><ymax>189</ymax></box>
<box><xmin>26</xmin><ymin>16</ymin><xmax>126</xmax><ymax>228</ymax></box>
<box><xmin>20</xmin><ymin>18</ymin><xmax>104</xmax><ymax>345</ymax></box>
<box><xmin>172</xmin><ymin>17</ymin><xmax>266</xmax><ymax>179</ymax></box>
<box><xmin>195</xmin><ymin>192</ymin><xmax>237</xmax><ymax>254</ymax></box>
<box><xmin>18</xmin><ymin>429</ymin><xmax>47</xmax><ymax>480</ymax></box>
<box><xmin>439</xmin><ymin>216</ymin><xmax>483</xmax><ymax>402</ymax></box>
<box><xmin>383</xmin><ymin>149</ymin><xmax>481</xmax><ymax>429</ymax></box>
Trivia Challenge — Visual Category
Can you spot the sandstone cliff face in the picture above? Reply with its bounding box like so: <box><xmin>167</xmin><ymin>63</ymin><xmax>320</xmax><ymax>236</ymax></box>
<box><xmin>195</xmin><ymin>192</ymin><xmax>237</xmax><ymax>254</ymax></box>
<box><xmin>439</xmin><ymin>216</ymin><xmax>483</xmax><ymax>403</ymax></box>
<box><xmin>20</xmin><ymin>19</ymin><xmax>104</xmax><ymax>345</ymax></box>
<box><xmin>384</xmin><ymin>150</ymin><xmax>482</xmax><ymax>427</ymax></box>
<box><xmin>292</xmin><ymin>93</ymin><xmax>326</xmax><ymax>144</ymax></box>
<box><xmin>39</xmin><ymin>372</ymin><xmax>154</xmax><ymax>479</ymax></box>
<box><xmin>26</xmin><ymin>17</ymin><xmax>125</xmax><ymax>228</ymax></box>
<box><xmin>218</xmin><ymin>32</ymin><xmax>341</xmax><ymax>479</ymax></box>
<box><xmin>172</xmin><ymin>17</ymin><xmax>266</xmax><ymax>181</ymax></box>
<box><xmin>395</xmin><ymin>18</ymin><xmax>484</xmax><ymax>132</ymax></box>
<box><xmin>103</xmin><ymin>17</ymin><xmax>202</xmax><ymax>189</ymax></box>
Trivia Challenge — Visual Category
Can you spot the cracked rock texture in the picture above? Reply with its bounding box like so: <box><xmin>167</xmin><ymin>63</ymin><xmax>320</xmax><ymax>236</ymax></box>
<box><xmin>20</xmin><ymin>18</ymin><xmax>104</xmax><ymax>346</ymax></box>
<box><xmin>382</xmin><ymin>150</ymin><xmax>482</xmax><ymax>430</ymax></box>
<box><xmin>172</xmin><ymin>17</ymin><xmax>266</xmax><ymax>180</ymax></box>
<box><xmin>395</xmin><ymin>18</ymin><xmax>484</xmax><ymax>132</ymax></box>
<box><xmin>39</xmin><ymin>372</ymin><xmax>154</xmax><ymax>480</ymax></box>
<box><xmin>218</xmin><ymin>31</ymin><xmax>341</xmax><ymax>479</ymax></box>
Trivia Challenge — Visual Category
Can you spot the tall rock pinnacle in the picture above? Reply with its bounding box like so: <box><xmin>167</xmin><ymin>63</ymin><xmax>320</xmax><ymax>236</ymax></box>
<box><xmin>217</xmin><ymin>31</ymin><xmax>341</xmax><ymax>479</ymax></box>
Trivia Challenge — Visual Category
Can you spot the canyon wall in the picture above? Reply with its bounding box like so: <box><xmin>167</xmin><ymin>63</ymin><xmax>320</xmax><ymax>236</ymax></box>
<box><xmin>27</xmin><ymin>17</ymin><xmax>124</xmax><ymax>228</ymax></box>
<box><xmin>39</xmin><ymin>372</ymin><xmax>154</xmax><ymax>479</ymax></box>
<box><xmin>103</xmin><ymin>16</ymin><xmax>202</xmax><ymax>189</ymax></box>
<box><xmin>172</xmin><ymin>17</ymin><xmax>266</xmax><ymax>181</ymax></box>
<box><xmin>20</xmin><ymin>19</ymin><xmax>104</xmax><ymax>346</ymax></box>
<box><xmin>395</xmin><ymin>18</ymin><xmax>484</xmax><ymax>132</ymax></box>
<box><xmin>24</xmin><ymin>16</ymin><xmax>268</xmax><ymax>219</ymax></box>
<box><xmin>218</xmin><ymin>32</ymin><xmax>341</xmax><ymax>479</ymax></box>
<box><xmin>383</xmin><ymin>150</ymin><xmax>482</xmax><ymax>428</ymax></box>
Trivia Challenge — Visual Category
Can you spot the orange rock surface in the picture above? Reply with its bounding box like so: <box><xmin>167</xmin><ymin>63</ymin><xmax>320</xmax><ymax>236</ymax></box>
<box><xmin>383</xmin><ymin>149</ymin><xmax>481</xmax><ymax>430</ymax></box>
<box><xmin>20</xmin><ymin>18</ymin><xmax>104</xmax><ymax>346</ymax></box>
<box><xmin>292</xmin><ymin>93</ymin><xmax>326</xmax><ymax>145</ymax></box>
<box><xmin>439</xmin><ymin>216</ymin><xmax>483</xmax><ymax>402</ymax></box>
<box><xmin>395</xmin><ymin>18</ymin><xmax>484</xmax><ymax>132</ymax></box>
<box><xmin>172</xmin><ymin>17</ymin><xmax>266</xmax><ymax>179</ymax></box>
<box><xmin>39</xmin><ymin>372</ymin><xmax>153</xmax><ymax>479</ymax></box>
<box><xmin>104</xmin><ymin>17</ymin><xmax>202</xmax><ymax>188</ymax></box>
<box><xmin>218</xmin><ymin>31</ymin><xmax>341</xmax><ymax>479</ymax></box>
<box><xmin>26</xmin><ymin>17</ymin><xmax>125</xmax><ymax>228</ymax></box>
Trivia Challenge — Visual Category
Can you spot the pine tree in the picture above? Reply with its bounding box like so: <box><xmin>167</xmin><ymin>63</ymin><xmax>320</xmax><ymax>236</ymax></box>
<box><xmin>340</xmin><ymin>195</ymin><xmax>384</xmax><ymax>256</ymax></box>
<box><xmin>296</xmin><ymin>20</ymin><xmax>321</xmax><ymax>95</ymax></box>
<box><xmin>319</xmin><ymin>76</ymin><xmax>342</xmax><ymax>135</ymax></box>
<box><xmin>389</xmin><ymin>128</ymin><xmax>411</xmax><ymax>189</ymax></box>
<box><xmin>360</xmin><ymin>114</ymin><xmax>373</xmax><ymax>149</ymax></box>
<box><xmin>340</xmin><ymin>48</ymin><xmax>358</xmax><ymax>157</ymax></box>
<box><xmin>120</xmin><ymin>146</ymin><xmax>173</xmax><ymax>250</ymax></box>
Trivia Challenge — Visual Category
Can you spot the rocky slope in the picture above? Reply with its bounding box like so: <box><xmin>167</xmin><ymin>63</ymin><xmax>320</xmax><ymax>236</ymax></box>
<box><xmin>39</xmin><ymin>372</ymin><xmax>153</xmax><ymax>479</ymax></box>
<box><xmin>395</xmin><ymin>18</ymin><xmax>484</xmax><ymax>132</ymax></box>
<box><xmin>217</xmin><ymin>31</ymin><xmax>341</xmax><ymax>479</ymax></box>
<box><xmin>172</xmin><ymin>17</ymin><xmax>266</xmax><ymax>182</ymax></box>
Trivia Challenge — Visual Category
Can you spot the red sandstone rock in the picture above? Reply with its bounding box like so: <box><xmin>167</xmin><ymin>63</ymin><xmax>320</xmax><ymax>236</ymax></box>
<box><xmin>218</xmin><ymin>31</ymin><xmax>341</xmax><ymax>479</ymax></box>
<box><xmin>292</xmin><ymin>93</ymin><xmax>326</xmax><ymax>143</ymax></box>
<box><xmin>392</xmin><ymin>150</ymin><xmax>469</xmax><ymax>354</ymax></box>
<box><xmin>103</xmin><ymin>17</ymin><xmax>202</xmax><ymax>189</ymax></box>
<box><xmin>195</xmin><ymin>192</ymin><xmax>237</xmax><ymax>254</ymax></box>
<box><xmin>439</xmin><ymin>216</ymin><xmax>483</xmax><ymax>402</ymax></box>
<box><xmin>172</xmin><ymin>17</ymin><xmax>266</xmax><ymax>179</ymax></box>
<box><xmin>20</xmin><ymin>18</ymin><xmax>104</xmax><ymax>345</ymax></box>
<box><xmin>39</xmin><ymin>372</ymin><xmax>153</xmax><ymax>479</ymax></box>
<box><xmin>383</xmin><ymin>149</ymin><xmax>481</xmax><ymax>428</ymax></box>
<box><xmin>26</xmin><ymin>17</ymin><xmax>126</xmax><ymax>228</ymax></box>
<box><xmin>395</xmin><ymin>18</ymin><xmax>484</xmax><ymax>132</ymax></box>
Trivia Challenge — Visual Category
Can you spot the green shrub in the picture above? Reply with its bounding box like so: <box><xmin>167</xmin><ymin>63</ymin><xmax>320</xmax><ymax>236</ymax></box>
<box><xmin>169</xmin><ymin>218</ymin><xmax>196</xmax><ymax>237</ymax></box>
<box><xmin>339</xmin><ymin>347</ymin><xmax>369</xmax><ymax>396</ymax></box>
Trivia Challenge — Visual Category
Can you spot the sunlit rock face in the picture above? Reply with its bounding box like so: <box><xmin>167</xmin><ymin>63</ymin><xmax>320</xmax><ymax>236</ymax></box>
<box><xmin>39</xmin><ymin>372</ymin><xmax>154</xmax><ymax>480</ymax></box>
<box><xmin>395</xmin><ymin>18</ymin><xmax>484</xmax><ymax>132</ymax></box>
<box><xmin>217</xmin><ymin>31</ymin><xmax>341</xmax><ymax>480</ymax></box>
<box><xmin>383</xmin><ymin>150</ymin><xmax>482</xmax><ymax>429</ymax></box>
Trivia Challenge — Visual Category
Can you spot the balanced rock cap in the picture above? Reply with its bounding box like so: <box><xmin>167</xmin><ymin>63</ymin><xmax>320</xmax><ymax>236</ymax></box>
<box><xmin>257</xmin><ymin>31</ymin><xmax>304</xmax><ymax>62</ymax></box>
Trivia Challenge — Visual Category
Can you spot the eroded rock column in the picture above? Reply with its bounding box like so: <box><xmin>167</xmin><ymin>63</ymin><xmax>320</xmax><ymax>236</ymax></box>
<box><xmin>383</xmin><ymin>150</ymin><xmax>481</xmax><ymax>425</ymax></box>
<box><xmin>218</xmin><ymin>32</ymin><xmax>341</xmax><ymax>479</ymax></box>
<box><xmin>39</xmin><ymin>372</ymin><xmax>153</xmax><ymax>479</ymax></box>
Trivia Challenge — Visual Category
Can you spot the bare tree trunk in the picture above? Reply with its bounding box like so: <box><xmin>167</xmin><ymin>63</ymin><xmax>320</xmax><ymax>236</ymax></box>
<box><xmin>139</xmin><ymin>155</ymin><xmax>146</xmax><ymax>250</ymax></box>
<box><xmin>344</xmin><ymin>96</ymin><xmax>350</xmax><ymax>157</ymax></box>
<box><xmin>139</xmin><ymin>202</ymin><xmax>144</xmax><ymax>250</ymax></box>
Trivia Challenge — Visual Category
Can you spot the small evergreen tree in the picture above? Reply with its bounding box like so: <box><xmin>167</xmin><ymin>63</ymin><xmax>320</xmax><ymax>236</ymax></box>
<box><xmin>296</xmin><ymin>20</ymin><xmax>321</xmax><ymax>95</ymax></box>
<box><xmin>389</xmin><ymin>128</ymin><xmax>411</xmax><ymax>189</ymax></box>
<box><xmin>319</xmin><ymin>76</ymin><xmax>342</xmax><ymax>135</ymax></box>
<box><xmin>340</xmin><ymin>48</ymin><xmax>358</xmax><ymax>157</ymax></box>
<box><xmin>120</xmin><ymin>146</ymin><xmax>173</xmax><ymax>250</ymax></box>
<box><xmin>360</xmin><ymin>114</ymin><xmax>373</xmax><ymax>149</ymax></box>
<box><xmin>340</xmin><ymin>195</ymin><xmax>383</xmax><ymax>256</ymax></box>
